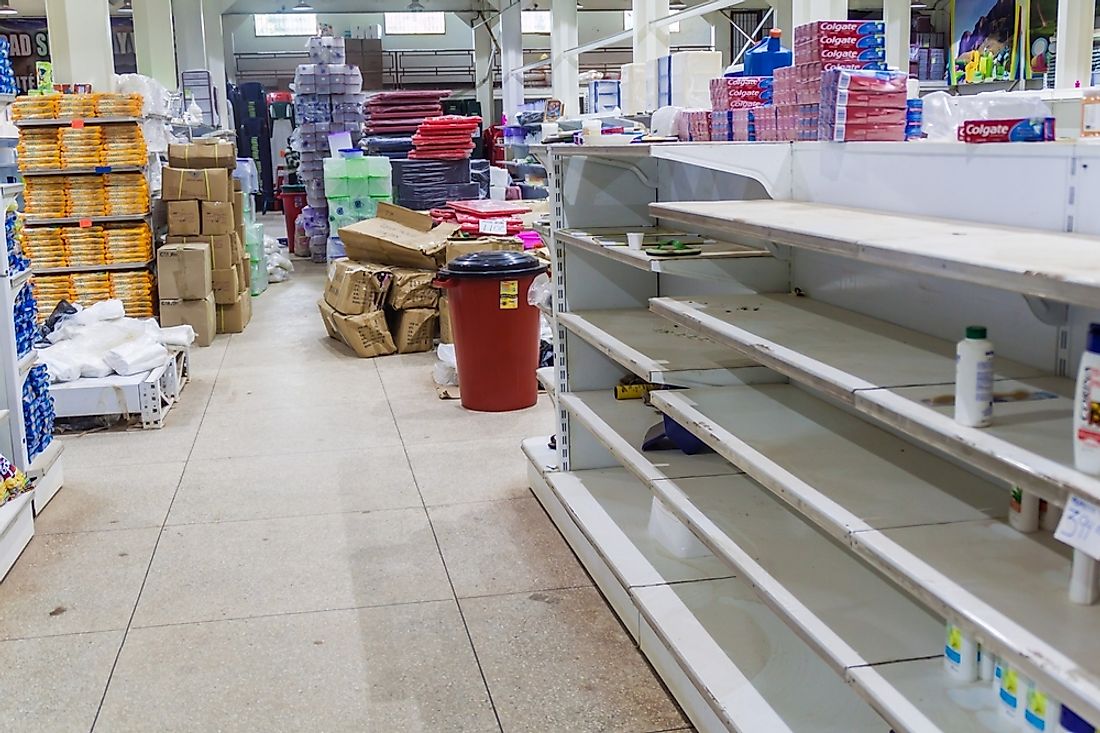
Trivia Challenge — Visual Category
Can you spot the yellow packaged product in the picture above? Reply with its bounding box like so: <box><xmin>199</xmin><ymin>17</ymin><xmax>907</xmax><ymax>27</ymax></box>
<box><xmin>12</xmin><ymin>96</ymin><xmax>59</xmax><ymax>120</ymax></box>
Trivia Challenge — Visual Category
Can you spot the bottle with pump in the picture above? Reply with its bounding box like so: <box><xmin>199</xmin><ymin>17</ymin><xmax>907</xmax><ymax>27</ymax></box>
<box><xmin>956</xmin><ymin>325</ymin><xmax>994</xmax><ymax>427</ymax></box>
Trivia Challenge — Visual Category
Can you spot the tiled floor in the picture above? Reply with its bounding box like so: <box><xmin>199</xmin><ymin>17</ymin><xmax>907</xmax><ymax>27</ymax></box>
<box><xmin>0</xmin><ymin>232</ymin><xmax>691</xmax><ymax>732</ymax></box>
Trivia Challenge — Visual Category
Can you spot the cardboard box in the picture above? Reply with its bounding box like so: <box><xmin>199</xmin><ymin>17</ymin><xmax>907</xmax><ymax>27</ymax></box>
<box><xmin>235</xmin><ymin>258</ymin><xmax>249</xmax><ymax>290</ymax></box>
<box><xmin>165</xmin><ymin>233</ymin><xmax>236</xmax><ymax>269</ymax></box>
<box><xmin>167</xmin><ymin>200</ymin><xmax>201</xmax><ymax>237</ymax></box>
<box><xmin>160</xmin><ymin>294</ymin><xmax>216</xmax><ymax>347</ymax></box>
<box><xmin>163</xmin><ymin>167</ymin><xmax>231</xmax><ymax>202</ymax></box>
<box><xmin>318</xmin><ymin>299</ymin><xmax>396</xmax><ymax>358</ymax></box>
<box><xmin>168</xmin><ymin>140</ymin><xmax>236</xmax><ymax>169</ymax></box>
<box><xmin>202</xmin><ymin>201</ymin><xmax>233</xmax><ymax>235</ymax></box>
<box><xmin>439</xmin><ymin>295</ymin><xmax>453</xmax><ymax>344</ymax></box>
<box><xmin>324</xmin><ymin>260</ymin><xmax>392</xmax><ymax>315</ymax></box>
<box><xmin>157</xmin><ymin>242</ymin><xmax>212</xmax><ymax>300</ymax></box>
<box><xmin>387</xmin><ymin>268</ymin><xmax>438</xmax><ymax>310</ymax></box>
<box><xmin>211</xmin><ymin>268</ymin><xmax>241</xmax><ymax>305</ymax></box>
<box><xmin>445</xmin><ymin>238</ymin><xmax>523</xmax><ymax>264</ymax></box>
<box><xmin>390</xmin><ymin>308</ymin><xmax>436</xmax><ymax>354</ymax></box>
<box><xmin>216</xmin><ymin>292</ymin><xmax>252</xmax><ymax>333</ymax></box>
<box><xmin>233</xmin><ymin>177</ymin><xmax>242</xmax><ymax>192</ymax></box>
<box><xmin>233</xmin><ymin>190</ymin><xmax>246</xmax><ymax>228</ymax></box>
<box><xmin>338</xmin><ymin>203</ymin><xmax>457</xmax><ymax>269</ymax></box>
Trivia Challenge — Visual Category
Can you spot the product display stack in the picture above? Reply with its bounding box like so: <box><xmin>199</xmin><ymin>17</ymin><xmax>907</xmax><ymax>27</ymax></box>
<box><xmin>391</xmin><ymin>159</ymin><xmax>479</xmax><ymax>210</ymax></box>
<box><xmin>160</xmin><ymin>139</ymin><xmax>251</xmax><ymax>343</ymax></box>
<box><xmin>14</xmin><ymin>93</ymin><xmax>154</xmax><ymax>320</ymax></box>
<box><xmin>290</xmin><ymin>36</ymin><xmax>367</xmax><ymax>263</ymax></box>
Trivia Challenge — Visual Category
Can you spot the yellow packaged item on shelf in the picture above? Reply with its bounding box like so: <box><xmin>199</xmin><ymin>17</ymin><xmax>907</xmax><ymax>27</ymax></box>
<box><xmin>12</xmin><ymin>96</ymin><xmax>59</xmax><ymax>120</ymax></box>
<box><xmin>57</xmin><ymin>94</ymin><xmax>96</xmax><ymax>119</ymax></box>
<box><xmin>94</xmin><ymin>93</ymin><xmax>143</xmax><ymax>118</ymax></box>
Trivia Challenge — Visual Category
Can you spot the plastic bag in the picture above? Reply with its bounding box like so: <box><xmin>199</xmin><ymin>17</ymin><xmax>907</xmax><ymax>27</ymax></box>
<box><xmin>433</xmin><ymin>343</ymin><xmax>459</xmax><ymax>386</ymax></box>
<box><xmin>921</xmin><ymin>91</ymin><xmax>1053</xmax><ymax>141</ymax></box>
<box><xmin>158</xmin><ymin>325</ymin><xmax>196</xmax><ymax>347</ymax></box>
<box><xmin>104</xmin><ymin>339</ymin><xmax>170</xmax><ymax>376</ymax></box>
<box><xmin>528</xmin><ymin>272</ymin><xmax>551</xmax><ymax>309</ymax></box>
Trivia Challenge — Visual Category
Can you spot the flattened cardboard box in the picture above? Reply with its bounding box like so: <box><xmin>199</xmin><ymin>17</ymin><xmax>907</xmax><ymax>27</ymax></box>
<box><xmin>157</xmin><ymin>242</ymin><xmax>212</xmax><ymax>300</ymax></box>
<box><xmin>217</xmin><ymin>292</ymin><xmax>252</xmax><ymax>333</ymax></box>
<box><xmin>439</xmin><ymin>295</ymin><xmax>453</xmax><ymax>344</ymax></box>
<box><xmin>167</xmin><ymin>200</ymin><xmax>201</xmax><ymax>237</ymax></box>
<box><xmin>338</xmin><ymin>203</ymin><xmax>457</xmax><ymax>270</ymax></box>
<box><xmin>445</xmin><ymin>238</ymin><xmax>522</xmax><ymax>265</ymax></box>
<box><xmin>211</xmin><ymin>268</ymin><xmax>240</xmax><ymax>305</ymax></box>
<box><xmin>163</xmin><ymin>167</ymin><xmax>231</xmax><ymax>202</ymax></box>
<box><xmin>387</xmin><ymin>268</ymin><xmax>438</xmax><ymax>310</ymax></box>
<box><xmin>168</xmin><ymin>140</ymin><xmax>236</xmax><ymax>169</ymax></box>
<box><xmin>324</xmin><ymin>260</ymin><xmax>392</xmax><ymax>315</ymax></box>
<box><xmin>318</xmin><ymin>299</ymin><xmax>395</xmax><ymax>358</ymax></box>
<box><xmin>202</xmin><ymin>201</ymin><xmax>233</xmax><ymax>235</ymax></box>
<box><xmin>390</xmin><ymin>308</ymin><xmax>436</xmax><ymax>354</ymax></box>
<box><xmin>160</xmin><ymin>293</ymin><xmax>216</xmax><ymax>347</ymax></box>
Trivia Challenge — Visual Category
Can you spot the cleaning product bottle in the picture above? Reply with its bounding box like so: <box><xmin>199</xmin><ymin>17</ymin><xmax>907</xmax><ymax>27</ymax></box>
<box><xmin>1010</xmin><ymin>486</ymin><xmax>1041</xmax><ymax>532</ymax></box>
<box><xmin>743</xmin><ymin>29</ymin><xmax>793</xmax><ymax>77</ymax></box>
<box><xmin>944</xmin><ymin>622</ymin><xmax>977</xmax><ymax>681</ymax></box>
<box><xmin>1000</xmin><ymin>664</ymin><xmax>1028</xmax><ymax>722</ymax></box>
<box><xmin>1023</xmin><ymin>682</ymin><xmax>1059</xmax><ymax>732</ymax></box>
<box><xmin>956</xmin><ymin>325</ymin><xmax>994</xmax><ymax>427</ymax></box>
<box><xmin>1060</xmin><ymin>706</ymin><xmax>1096</xmax><ymax>733</ymax></box>
<box><xmin>1074</xmin><ymin>323</ymin><xmax>1100</xmax><ymax>472</ymax></box>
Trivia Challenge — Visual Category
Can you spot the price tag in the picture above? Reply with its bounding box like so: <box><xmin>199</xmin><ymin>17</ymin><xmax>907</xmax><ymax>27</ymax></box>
<box><xmin>78</xmin><ymin>218</ymin><xmax>93</xmax><ymax>228</ymax></box>
<box><xmin>70</xmin><ymin>119</ymin><xmax>85</xmax><ymax>129</ymax></box>
<box><xmin>479</xmin><ymin>218</ymin><xmax>508</xmax><ymax>235</ymax></box>
<box><xmin>1055</xmin><ymin>495</ymin><xmax>1100</xmax><ymax>559</ymax></box>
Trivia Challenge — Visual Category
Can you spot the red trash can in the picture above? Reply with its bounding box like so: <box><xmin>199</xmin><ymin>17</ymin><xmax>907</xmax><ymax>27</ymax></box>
<box><xmin>435</xmin><ymin>251</ymin><xmax>548</xmax><ymax>412</ymax></box>
<box><xmin>277</xmin><ymin>185</ymin><xmax>307</xmax><ymax>245</ymax></box>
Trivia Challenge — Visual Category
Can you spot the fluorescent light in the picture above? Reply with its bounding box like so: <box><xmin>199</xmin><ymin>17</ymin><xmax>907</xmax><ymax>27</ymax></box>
<box><xmin>119</xmin><ymin>0</ymin><xmax>133</xmax><ymax>14</ymax></box>
<box><xmin>292</xmin><ymin>0</ymin><xmax>314</xmax><ymax>11</ymax></box>
<box><xmin>0</xmin><ymin>1</ymin><xmax>18</xmax><ymax>16</ymax></box>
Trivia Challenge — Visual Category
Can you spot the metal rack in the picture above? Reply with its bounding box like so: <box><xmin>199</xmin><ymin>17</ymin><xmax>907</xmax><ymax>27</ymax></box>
<box><xmin>529</xmin><ymin>140</ymin><xmax>1100</xmax><ymax>732</ymax></box>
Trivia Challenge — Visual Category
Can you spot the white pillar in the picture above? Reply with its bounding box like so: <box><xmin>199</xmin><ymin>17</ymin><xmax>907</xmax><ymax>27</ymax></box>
<box><xmin>474</xmin><ymin>20</ymin><xmax>496</xmax><ymax>123</ymax></box>
<box><xmin>172</xmin><ymin>0</ymin><xmax>206</xmax><ymax>76</ymax></box>
<box><xmin>883</xmin><ymin>0</ymin><xmax>910</xmax><ymax>71</ymax></box>
<box><xmin>791</xmin><ymin>0</ymin><xmax>847</xmax><ymax>30</ymax></box>
<box><xmin>705</xmin><ymin>11</ymin><xmax>733</xmax><ymax>68</ymax></box>
<box><xmin>551</xmin><ymin>0</ymin><xmax>579</xmax><ymax>116</ymax></box>
<box><xmin>633</xmin><ymin>0</ymin><xmax>671</xmax><ymax>64</ymax></box>
<box><xmin>1054</xmin><ymin>0</ymin><xmax>1095</xmax><ymax>88</ymax></box>
<box><xmin>770</xmin><ymin>0</ymin><xmax>793</xmax><ymax>41</ymax></box>
<box><xmin>133</xmin><ymin>0</ymin><xmax>178</xmax><ymax>89</ymax></box>
<box><xmin>500</xmin><ymin>0</ymin><xmax>525</xmax><ymax>123</ymax></box>
<box><xmin>202</xmin><ymin>0</ymin><xmax>228</xmax><ymax>128</ymax></box>
<box><xmin>44</xmin><ymin>0</ymin><xmax>114</xmax><ymax>90</ymax></box>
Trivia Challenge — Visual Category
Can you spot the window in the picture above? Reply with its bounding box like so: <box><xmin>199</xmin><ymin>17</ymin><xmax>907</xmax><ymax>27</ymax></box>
<box><xmin>623</xmin><ymin>10</ymin><xmax>679</xmax><ymax>33</ymax></box>
<box><xmin>254</xmin><ymin>13</ymin><xmax>318</xmax><ymax>37</ymax></box>
<box><xmin>383</xmin><ymin>12</ymin><xmax>447</xmax><ymax>35</ymax></box>
<box><xmin>523</xmin><ymin>11</ymin><xmax>552</xmax><ymax>34</ymax></box>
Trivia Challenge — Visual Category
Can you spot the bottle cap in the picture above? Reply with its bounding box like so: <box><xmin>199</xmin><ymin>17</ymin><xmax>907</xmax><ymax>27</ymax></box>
<box><xmin>1088</xmin><ymin>323</ymin><xmax>1100</xmax><ymax>354</ymax></box>
<box><xmin>1061</xmin><ymin>706</ymin><xmax>1096</xmax><ymax>733</ymax></box>
<box><xmin>769</xmin><ymin>28</ymin><xmax>782</xmax><ymax>37</ymax></box>
<box><xmin>965</xmin><ymin>325</ymin><xmax>987</xmax><ymax>340</ymax></box>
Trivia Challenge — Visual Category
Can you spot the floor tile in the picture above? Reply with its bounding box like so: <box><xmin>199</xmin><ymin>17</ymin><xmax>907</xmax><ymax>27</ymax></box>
<box><xmin>395</xmin><ymin>396</ymin><xmax>555</xmax><ymax>445</ymax></box>
<box><xmin>462</xmin><ymin>587</ymin><xmax>687</xmax><ymax>733</ymax></box>
<box><xmin>0</xmin><ymin>528</ymin><xmax>159</xmax><ymax>640</ymax></box>
<box><xmin>430</xmin><ymin>497</ymin><xmax>590</xmax><ymax>598</ymax></box>
<box><xmin>56</xmin><ymin>421</ymin><xmax>200</xmax><ymax>468</ymax></box>
<box><xmin>205</xmin><ymin>362</ymin><xmax>385</xmax><ymax>413</ymax></box>
<box><xmin>407</xmin><ymin>437</ymin><xmax>531</xmax><ymax>506</ymax></box>
<box><xmin>97</xmin><ymin>602</ymin><xmax>498</xmax><ymax>733</ymax></box>
<box><xmin>33</xmin><ymin>461</ymin><xmax>184</xmax><ymax>534</ymax></box>
<box><xmin>0</xmin><ymin>630</ymin><xmax>122</xmax><ymax>732</ymax></box>
<box><xmin>133</xmin><ymin>509</ymin><xmax>451</xmax><ymax>627</ymax></box>
<box><xmin>189</xmin><ymin>401</ymin><xmax>401</xmax><ymax>460</ymax></box>
<box><xmin>167</xmin><ymin>448</ymin><xmax>421</xmax><ymax>525</ymax></box>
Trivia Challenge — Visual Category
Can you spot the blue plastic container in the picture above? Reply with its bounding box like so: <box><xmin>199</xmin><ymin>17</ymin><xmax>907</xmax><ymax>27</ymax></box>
<box><xmin>662</xmin><ymin>414</ymin><xmax>712</xmax><ymax>455</ymax></box>
<box><xmin>744</xmin><ymin>29</ymin><xmax>793</xmax><ymax>77</ymax></box>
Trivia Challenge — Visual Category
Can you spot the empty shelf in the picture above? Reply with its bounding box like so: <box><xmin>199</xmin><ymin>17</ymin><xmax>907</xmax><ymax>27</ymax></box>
<box><xmin>557</xmin><ymin>228</ymin><xmax>770</xmax><ymax>275</ymax></box>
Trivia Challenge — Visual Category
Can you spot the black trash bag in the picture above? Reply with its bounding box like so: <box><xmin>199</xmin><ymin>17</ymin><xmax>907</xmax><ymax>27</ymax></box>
<box><xmin>36</xmin><ymin>299</ymin><xmax>78</xmax><ymax>344</ymax></box>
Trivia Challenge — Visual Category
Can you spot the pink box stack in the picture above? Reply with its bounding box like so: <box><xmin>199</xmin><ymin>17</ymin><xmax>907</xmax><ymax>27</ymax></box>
<box><xmin>817</xmin><ymin>67</ymin><xmax>909</xmax><ymax>141</ymax></box>
<box><xmin>771</xmin><ymin>66</ymin><xmax>817</xmax><ymax>141</ymax></box>
<box><xmin>793</xmin><ymin>21</ymin><xmax>888</xmax><ymax>104</ymax></box>
<box><xmin>679</xmin><ymin>109</ymin><xmax>713</xmax><ymax>141</ymax></box>
<box><xmin>708</xmin><ymin>76</ymin><xmax>774</xmax><ymax>110</ymax></box>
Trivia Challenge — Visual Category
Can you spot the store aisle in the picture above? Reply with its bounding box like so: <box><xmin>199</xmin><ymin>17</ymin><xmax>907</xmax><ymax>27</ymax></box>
<box><xmin>0</xmin><ymin>251</ymin><xmax>691</xmax><ymax>732</ymax></box>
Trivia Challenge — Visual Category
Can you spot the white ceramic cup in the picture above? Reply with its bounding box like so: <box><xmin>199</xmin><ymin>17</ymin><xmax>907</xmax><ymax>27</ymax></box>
<box><xmin>627</xmin><ymin>232</ymin><xmax>644</xmax><ymax>250</ymax></box>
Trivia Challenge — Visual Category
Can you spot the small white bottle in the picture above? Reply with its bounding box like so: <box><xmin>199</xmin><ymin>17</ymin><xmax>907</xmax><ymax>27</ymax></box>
<box><xmin>978</xmin><ymin>643</ymin><xmax>994</xmax><ymax>681</ymax></box>
<box><xmin>1022</xmin><ymin>681</ymin><xmax>1060</xmax><ymax>733</ymax></box>
<box><xmin>944</xmin><ymin>623</ymin><xmax>977</xmax><ymax>681</ymax></box>
<box><xmin>1073</xmin><ymin>323</ymin><xmax>1100</xmax><ymax>474</ymax></box>
<box><xmin>1010</xmin><ymin>486</ymin><xmax>1041</xmax><ymax>533</ymax></box>
<box><xmin>999</xmin><ymin>664</ymin><xmax>1029</xmax><ymax>723</ymax></box>
<box><xmin>956</xmin><ymin>325</ymin><xmax>994</xmax><ymax>427</ymax></box>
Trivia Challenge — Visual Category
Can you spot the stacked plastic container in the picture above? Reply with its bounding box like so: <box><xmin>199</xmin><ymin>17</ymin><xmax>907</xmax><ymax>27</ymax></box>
<box><xmin>587</xmin><ymin>80</ymin><xmax>622</xmax><ymax>114</ymax></box>
<box><xmin>290</xmin><ymin>36</ymin><xmax>366</xmax><ymax>262</ymax></box>
<box><xmin>324</xmin><ymin>151</ymin><xmax>393</xmax><ymax>260</ymax></box>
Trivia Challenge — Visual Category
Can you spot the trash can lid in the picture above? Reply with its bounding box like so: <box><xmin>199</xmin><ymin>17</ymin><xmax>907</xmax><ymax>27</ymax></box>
<box><xmin>441</xmin><ymin>250</ymin><xmax>546</xmax><ymax>278</ymax></box>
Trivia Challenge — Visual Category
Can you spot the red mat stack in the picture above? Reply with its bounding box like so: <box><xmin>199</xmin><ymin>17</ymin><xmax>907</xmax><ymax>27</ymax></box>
<box><xmin>431</xmin><ymin>199</ymin><xmax>526</xmax><ymax>234</ymax></box>
<box><xmin>410</xmin><ymin>116</ymin><xmax>482</xmax><ymax>160</ymax></box>
<box><xmin>364</xmin><ymin>90</ymin><xmax>450</xmax><ymax>135</ymax></box>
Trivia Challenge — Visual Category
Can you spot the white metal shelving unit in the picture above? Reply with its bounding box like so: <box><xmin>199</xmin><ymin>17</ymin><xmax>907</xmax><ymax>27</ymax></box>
<box><xmin>526</xmin><ymin>140</ymin><xmax>1100</xmax><ymax>732</ymax></box>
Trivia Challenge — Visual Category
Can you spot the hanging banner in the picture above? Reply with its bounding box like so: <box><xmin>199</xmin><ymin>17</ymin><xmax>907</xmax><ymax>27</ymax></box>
<box><xmin>0</xmin><ymin>17</ymin><xmax>136</xmax><ymax>94</ymax></box>
<box><xmin>950</xmin><ymin>0</ymin><xmax>1024</xmax><ymax>84</ymax></box>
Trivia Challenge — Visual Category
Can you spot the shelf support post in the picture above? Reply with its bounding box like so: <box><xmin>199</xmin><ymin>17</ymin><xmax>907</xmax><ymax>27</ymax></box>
<box><xmin>500</xmin><ymin>0</ymin><xmax>525</xmax><ymax>123</ymax></box>
<box><xmin>473</xmin><ymin>17</ymin><xmax>496</xmax><ymax>124</ymax></box>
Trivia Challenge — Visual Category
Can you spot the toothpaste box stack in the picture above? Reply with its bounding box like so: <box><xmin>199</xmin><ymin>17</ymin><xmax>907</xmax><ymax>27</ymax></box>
<box><xmin>818</xmin><ymin>68</ymin><xmax>909</xmax><ymax>142</ymax></box>
<box><xmin>794</xmin><ymin>21</ymin><xmax>888</xmax><ymax>103</ymax></box>
<box><xmin>709</xmin><ymin>76</ymin><xmax>773</xmax><ymax>110</ymax></box>
<box><xmin>730</xmin><ymin>109</ymin><xmax>756</xmax><ymax>141</ymax></box>
<box><xmin>711</xmin><ymin>110</ymin><xmax>733</xmax><ymax>141</ymax></box>
<box><xmin>754</xmin><ymin>106</ymin><xmax>778</xmax><ymax>141</ymax></box>
<box><xmin>679</xmin><ymin>109</ymin><xmax>713</xmax><ymax>141</ymax></box>
<box><xmin>771</xmin><ymin>66</ymin><xmax>815</xmax><ymax>141</ymax></box>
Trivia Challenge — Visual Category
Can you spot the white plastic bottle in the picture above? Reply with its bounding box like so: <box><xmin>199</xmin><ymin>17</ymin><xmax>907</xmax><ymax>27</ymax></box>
<box><xmin>999</xmin><ymin>664</ymin><xmax>1029</xmax><ymax>723</ymax></box>
<box><xmin>956</xmin><ymin>325</ymin><xmax>994</xmax><ymax>427</ymax></box>
<box><xmin>1022</xmin><ymin>681</ymin><xmax>1060</xmax><ymax>733</ymax></box>
<box><xmin>978</xmin><ymin>643</ymin><xmax>994</xmax><ymax>681</ymax></box>
<box><xmin>1073</xmin><ymin>323</ymin><xmax>1100</xmax><ymax>473</ymax></box>
<box><xmin>944</xmin><ymin>623</ymin><xmax>977</xmax><ymax>681</ymax></box>
<box><xmin>1010</xmin><ymin>486</ymin><xmax>1041</xmax><ymax>533</ymax></box>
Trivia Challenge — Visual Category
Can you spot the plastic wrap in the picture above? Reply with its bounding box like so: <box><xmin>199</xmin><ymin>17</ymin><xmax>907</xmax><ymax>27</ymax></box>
<box><xmin>920</xmin><ymin>91</ymin><xmax>1053</xmax><ymax>141</ymax></box>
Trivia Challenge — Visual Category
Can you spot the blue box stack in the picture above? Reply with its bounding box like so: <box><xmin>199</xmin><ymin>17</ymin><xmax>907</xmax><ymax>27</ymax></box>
<box><xmin>23</xmin><ymin>365</ymin><xmax>54</xmax><ymax>461</ymax></box>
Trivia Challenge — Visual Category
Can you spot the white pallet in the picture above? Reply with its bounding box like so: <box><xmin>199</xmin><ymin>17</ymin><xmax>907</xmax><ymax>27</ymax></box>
<box><xmin>50</xmin><ymin>348</ymin><xmax>190</xmax><ymax>429</ymax></box>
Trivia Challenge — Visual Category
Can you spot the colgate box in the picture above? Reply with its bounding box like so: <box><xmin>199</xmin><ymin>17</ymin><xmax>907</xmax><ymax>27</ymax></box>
<box><xmin>957</xmin><ymin>117</ymin><xmax>1055</xmax><ymax>143</ymax></box>
<box><xmin>820</xmin><ymin>121</ymin><xmax>906</xmax><ymax>141</ymax></box>
<box><xmin>796</xmin><ymin>34</ymin><xmax>885</xmax><ymax>50</ymax></box>
<box><xmin>831</xmin><ymin>106</ymin><xmax>906</xmax><ymax>126</ymax></box>
<box><xmin>709</xmin><ymin>76</ymin><xmax>773</xmax><ymax>110</ymax></box>
<box><xmin>796</xmin><ymin>46</ymin><xmax>887</xmax><ymax>63</ymax></box>
<box><xmin>794</xmin><ymin>20</ymin><xmax>885</xmax><ymax>43</ymax></box>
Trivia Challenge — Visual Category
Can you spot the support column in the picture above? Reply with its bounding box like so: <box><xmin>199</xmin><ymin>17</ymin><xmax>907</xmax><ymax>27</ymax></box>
<box><xmin>133</xmin><ymin>0</ymin><xmax>178</xmax><ymax>89</ymax></box>
<box><xmin>172</xmin><ymin>0</ymin><xmax>206</xmax><ymax>76</ymax></box>
<box><xmin>474</xmin><ymin>19</ymin><xmax>496</xmax><ymax>123</ymax></box>
<box><xmin>499</xmin><ymin>0</ymin><xmax>524</xmax><ymax>123</ymax></box>
<box><xmin>791</xmin><ymin>0</ymin><xmax>847</xmax><ymax>30</ymax></box>
<box><xmin>1054</xmin><ymin>0</ymin><xmax>1095</xmax><ymax>88</ymax></box>
<box><xmin>883</xmin><ymin>0</ymin><xmax>911</xmax><ymax>71</ymax></box>
<box><xmin>44</xmin><ymin>0</ymin><xmax>114</xmax><ymax>90</ymax></box>
<box><xmin>633</xmin><ymin>0</ymin><xmax>671</xmax><ymax>64</ymax></box>
<box><xmin>202</xmin><ymin>0</ymin><xmax>228</xmax><ymax>128</ymax></box>
<box><xmin>705</xmin><ymin>11</ymin><xmax>734</xmax><ymax>68</ymax></box>
<box><xmin>551</xmin><ymin>0</ymin><xmax>579</xmax><ymax>115</ymax></box>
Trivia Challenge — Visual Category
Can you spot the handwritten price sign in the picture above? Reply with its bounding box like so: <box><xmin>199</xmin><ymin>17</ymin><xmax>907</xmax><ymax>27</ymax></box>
<box><xmin>1055</xmin><ymin>496</ymin><xmax>1100</xmax><ymax>560</ymax></box>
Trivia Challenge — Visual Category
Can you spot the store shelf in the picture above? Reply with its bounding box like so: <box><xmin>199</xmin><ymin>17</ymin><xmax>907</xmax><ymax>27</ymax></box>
<box><xmin>10</xmin><ymin>268</ymin><xmax>30</xmax><ymax>292</ymax></box>
<box><xmin>15</xmin><ymin>116</ymin><xmax>143</xmax><ymax>127</ymax></box>
<box><xmin>650</xmin><ymin>199</ymin><xmax>1100</xmax><ymax>307</ymax></box>
<box><xmin>650</xmin><ymin>384</ymin><xmax>1100</xmax><ymax>722</ymax></box>
<box><xmin>559</xmin><ymin>308</ymin><xmax>768</xmax><ymax>388</ymax></box>
<box><xmin>33</xmin><ymin>259</ymin><xmax>153</xmax><ymax>276</ymax></box>
<box><xmin>649</xmin><ymin>293</ymin><xmax>1093</xmax><ymax>507</ymax></box>
<box><xmin>17</xmin><ymin>349</ymin><xmax>36</xmax><ymax>380</ymax></box>
<box><xmin>21</xmin><ymin>165</ymin><xmax>144</xmax><ymax>177</ymax></box>
<box><xmin>557</xmin><ymin>228</ymin><xmax>771</xmax><ymax>276</ymax></box>
<box><xmin>23</xmin><ymin>212</ymin><xmax>150</xmax><ymax>227</ymax></box>
<box><xmin>0</xmin><ymin>492</ymin><xmax>33</xmax><ymax>581</ymax></box>
<box><xmin>0</xmin><ymin>183</ymin><xmax>23</xmax><ymax>199</ymax></box>
<box><xmin>535</xmin><ymin>366</ymin><xmax>556</xmax><ymax>400</ymax></box>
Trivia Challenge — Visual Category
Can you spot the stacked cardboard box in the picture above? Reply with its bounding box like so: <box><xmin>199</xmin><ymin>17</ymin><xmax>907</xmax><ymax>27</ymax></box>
<box><xmin>158</xmin><ymin>242</ymin><xmax>215</xmax><ymax>346</ymax></box>
<box><xmin>161</xmin><ymin>140</ymin><xmax>252</xmax><ymax>340</ymax></box>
